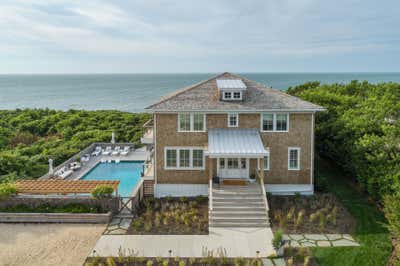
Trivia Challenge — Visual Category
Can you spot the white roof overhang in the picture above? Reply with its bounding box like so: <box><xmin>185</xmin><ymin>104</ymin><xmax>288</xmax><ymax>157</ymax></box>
<box><xmin>206</xmin><ymin>128</ymin><xmax>269</xmax><ymax>158</ymax></box>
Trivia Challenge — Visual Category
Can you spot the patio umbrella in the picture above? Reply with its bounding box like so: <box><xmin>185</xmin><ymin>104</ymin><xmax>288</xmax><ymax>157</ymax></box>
<box><xmin>111</xmin><ymin>131</ymin><xmax>115</xmax><ymax>144</ymax></box>
<box><xmin>48</xmin><ymin>158</ymin><xmax>54</xmax><ymax>175</ymax></box>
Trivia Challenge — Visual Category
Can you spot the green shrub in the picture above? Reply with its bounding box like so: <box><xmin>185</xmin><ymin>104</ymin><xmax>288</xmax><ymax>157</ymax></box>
<box><xmin>272</xmin><ymin>229</ymin><xmax>283</xmax><ymax>249</ymax></box>
<box><xmin>0</xmin><ymin>183</ymin><xmax>17</xmax><ymax>199</ymax></box>
<box><xmin>91</xmin><ymin>185</ymin><xmax>114</xmax><ymax>198</ymax></box>
<box><xmin>384</xmin><ymin>194</ymin><xmax>400</xmax><ymax>240</ymax></box>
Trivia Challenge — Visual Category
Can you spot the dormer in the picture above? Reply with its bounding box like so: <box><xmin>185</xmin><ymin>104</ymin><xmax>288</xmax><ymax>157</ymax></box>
<box><xmin>216</xmin><ymin>79</ymin><xmax>247</xmax><ymax>101</ymax></box>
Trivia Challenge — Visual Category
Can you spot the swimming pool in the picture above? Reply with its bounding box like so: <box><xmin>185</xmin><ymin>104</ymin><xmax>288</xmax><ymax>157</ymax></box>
<box><xmin>81</xmin><ymin>161</ymin><xmax>144</xmax><ymax>197</ymax></box>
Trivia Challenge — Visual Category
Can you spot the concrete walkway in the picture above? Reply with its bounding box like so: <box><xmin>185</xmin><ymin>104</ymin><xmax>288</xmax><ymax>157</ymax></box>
<box><xmin>91</xmin><ymin>227</ymin><xmax>275</xmax><ymax>258</ymax></box>
<box><xmin>283</xmin><ymin>234</ymin><xmax>359</xmax><ymax>247</ymax></box>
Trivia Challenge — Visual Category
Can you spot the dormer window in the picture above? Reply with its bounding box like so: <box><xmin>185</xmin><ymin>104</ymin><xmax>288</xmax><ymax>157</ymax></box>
<box><xmin>217</xmin><ymin>79</ymin><xmax>246</xmax><ymax>101</ymax></box>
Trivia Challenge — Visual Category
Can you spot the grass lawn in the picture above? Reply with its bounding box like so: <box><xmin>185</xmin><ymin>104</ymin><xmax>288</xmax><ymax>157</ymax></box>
<box><xmin>312</xmin><ymin>159</ymin><xmax>392</xmax><ymax>266</ymax></box>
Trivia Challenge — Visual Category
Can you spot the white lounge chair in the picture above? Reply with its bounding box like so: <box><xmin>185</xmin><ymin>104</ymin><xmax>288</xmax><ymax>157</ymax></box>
<box><xmin>81</xmin><ymin>154</ymin><xmax>90</xmax><ymax>162</ymax></box>
<box><xmin>91</xmin><ymin>146</ymin><xmax>102</xmax><ymax>156</ymax></box>
<box><xmin>111</xmin><ymin>146</ymin><xmax>121</xmax><ymax>156</ymax></box>
<box><xmin>120</xmin><ymin>146</ymin><xmax>130</xmax><ymax>156</ymax></box>
<box><xmin>115</xmin><ymin>159</ymin><xmax>120</xmax><ymax>163</ymax></box>
<box><xmin>102</xmin><ymin>146</ymin><xmax>112</xmax><ymax>155</ymax></box>
<box><xmin>70</xmin><ymin>162</ymin><xmax>81</xmax><ymax>171</ymax></box>
<box><xmin>55</xmin><ymin>167</ymin><xmax>73</xmax><ymax>179</ymax></box>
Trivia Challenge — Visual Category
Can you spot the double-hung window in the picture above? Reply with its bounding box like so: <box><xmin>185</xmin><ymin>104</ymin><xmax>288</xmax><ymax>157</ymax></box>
<box><xmin>165</xmin><ymin>147</ymin><xmax>205</xmax><ymax>169</ymax></box>
<box><xmin>288</xmin><ymin>147</ymin><xmax>300</xmax><ymax>170</ymax></box>
<box><xmin>257</xmin><ymin>149</ymin><xmax>270</xmax><ymax>171</ymax></box>
<box><xmin>261</xmin><ymin>113</ymin><xmax>289</xmax><ymax>132</ymax></box>
<box><xmin>178</xmin><ymin>113</ymin><xmax>205</xmax><ymax>132</ymax></box>
<box><xmin>228</xmin><ymin>113</ymin><xmax>239</xmax><ymax>127</ymax></box>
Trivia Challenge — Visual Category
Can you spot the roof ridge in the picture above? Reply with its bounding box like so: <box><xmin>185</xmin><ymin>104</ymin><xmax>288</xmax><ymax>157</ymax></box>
<box><xmin>145</xmin><ymin>72</ymin><xmax>228</xmax><ymax>109</ymax></box>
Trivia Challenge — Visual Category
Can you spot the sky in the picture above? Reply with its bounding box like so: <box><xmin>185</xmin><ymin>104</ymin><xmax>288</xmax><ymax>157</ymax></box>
<box><xmin>1</xmin><ymin>0</ymin><xmax>400</xmax><ymax>73</ymax></box>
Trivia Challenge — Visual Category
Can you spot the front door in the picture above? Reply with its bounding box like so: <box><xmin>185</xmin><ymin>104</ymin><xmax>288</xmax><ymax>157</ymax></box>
<box><xmin>217</xmin><ymin>158</ymin><xmax>249</xmax><ymax>179</ymax></box>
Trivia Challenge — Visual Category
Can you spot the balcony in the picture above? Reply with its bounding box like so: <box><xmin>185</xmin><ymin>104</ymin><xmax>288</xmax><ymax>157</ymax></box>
<box><xmin>141</xmin><ymin>119</ymin><xmax>154</xmax><ymax>144</ymax></box>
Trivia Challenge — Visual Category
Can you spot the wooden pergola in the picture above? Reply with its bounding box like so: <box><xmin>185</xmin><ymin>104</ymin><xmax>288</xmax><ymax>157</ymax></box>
<box><xmin>16</xmin><ymin>180</ymin><xmax>120</xmax><ymax>195</ymax></box>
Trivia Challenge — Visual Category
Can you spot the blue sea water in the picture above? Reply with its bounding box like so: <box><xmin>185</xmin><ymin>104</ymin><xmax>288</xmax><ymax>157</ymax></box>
<box><xmin>81</xmin><ymin>161</ymin><xmax>144</xmax><ymax>197</ymax></box>
<box><xmin>0</xmin><ymin>73</ymin><xmax>399</xmax><ymax>112</ymax></box>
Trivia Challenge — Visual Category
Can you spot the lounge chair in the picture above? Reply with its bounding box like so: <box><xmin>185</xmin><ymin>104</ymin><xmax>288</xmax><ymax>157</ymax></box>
<box><xmin>81</xmin><ymin>154</ymin><xmax>90</xmax><ymax>162</ymax></box>
<box><xmin>120</xmin><ymin>146</ymin><xmax>130</xmax><ymax>156</ymax></box>
<box><xmin>102</xmin><ymin>146</ymin><xmax>112</xmax><ymax>155</ymax></box>
<box><xmin>115</xmin><ymin>159</ymin><xmax>120</xmax><ymax>163</ymax></box>
<box><xmin>111</xmin><ymin>146</ymin><xmax>121</xmax><ymax>156</ymax></box>
<box><xmin>55</xmin><ymin>167</ymin><xmax>73</xmax><ymax>179</ymax></box>
<box><xmin>70</xmin><ymin>162</ymin><xmax>81</xmax><ymax>171</ymax></box>
<box><xmin>91</xmin><ymin>146</ymin><xmax>102</xmax><ymax>156</ymax></box>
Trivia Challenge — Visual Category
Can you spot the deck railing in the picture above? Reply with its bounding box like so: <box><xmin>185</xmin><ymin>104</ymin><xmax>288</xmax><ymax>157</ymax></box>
<box><xmin>142</xmin><ymin>119</ymin><xmax>154</xmax><ymax>137</ymax></box>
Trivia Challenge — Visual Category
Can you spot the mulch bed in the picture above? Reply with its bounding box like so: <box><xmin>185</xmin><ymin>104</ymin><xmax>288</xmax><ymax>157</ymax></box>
<box><xmin>128</xmin><ymin>196</ymin><xmax>209</xmax><ymax>235</ymax></box>
<box><xmin>269</xmin><ymin>193</ymin><xmax>356</xmax><ymax>234</ymax></box>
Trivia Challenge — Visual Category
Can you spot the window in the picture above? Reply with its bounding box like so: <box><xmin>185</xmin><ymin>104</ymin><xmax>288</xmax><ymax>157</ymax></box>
<box><xmin>179</xmin><ymin>149</ymin><xmax>190</xmax><ymax>168</ymax></box>
<box><xmin>233</xmin><ymin>92</ymin><xmax>242</xmax><ymax>99</ymax></box>
<box><xmin>164</xmin><ymin>147</ymin><xmax>205</xmax><ymax>170</ymax></box>
<box><xmin>240</xmin><ymin>158</ymin><xmax>247</xmax><ymax>169</ymax></box>
<box><xmin>192</xmin><ymin>149</ymin><xmax>204</xmax><ymax>168</ymax></box>
<box><xmin>257</xmin><ymin>151</ymin><xmax>270</xmax><ymax>171</ymax></box>
<box><xmin>262</xmin><ymin>114</ymin><xmax>274</xmax><ymax>131</ymax></box>
<box><xmin>228</xmin><ymin>113</ymin><xmax>239</xmax><ymax>127</ymax></box>
<box><xmin>178</xmin><ymin>113</ymin><xmax>205</xmax><ymax>132</ymax></box>
<box><xmin>193</xmin><ymin>113</ymin><xmax>204</xmax><ymax>131</ymax></box>
<box><xmin>166</xmin><ymin>149</ymin><xmax>177</xmax><ymax>168</ymax></box>
<box><xmin>276</xmin><ymin>114</ymin><xmax>288</xmax><ymax>131</ymax></box>
<box><xmin>227</xmin><ymin>158</ymin><xmax>239</xmax><ymax>169</ymax></box>
<box><xmin>223</xmin><ymin>92</ymin><xmax>232</xmax><ymax>99</ymax></box>
<box><xmin>179</xmin><ymin>113</ymin><xmax>191</xmax><ymax>131</ymax></box>
<box><xmin>219</xmin><ymin>158</ymin><xmax>225</xmax><ymax>169</ymax></box>
<box><xmin>288</xmin><ymin>147</ymin><xmax>300</xmax><ymax>170</ymax></box>
<box><xmin>261</xmin><ymin>113</ymin><xmax>289</xmax><ymax>132</ymax></box>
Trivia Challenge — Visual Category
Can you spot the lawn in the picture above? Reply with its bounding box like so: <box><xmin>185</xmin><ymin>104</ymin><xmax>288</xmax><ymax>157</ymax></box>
<box><xmin>312</xmin><ymin>159</ymin><xmax>392</xmax><ymax>266</ymax></box>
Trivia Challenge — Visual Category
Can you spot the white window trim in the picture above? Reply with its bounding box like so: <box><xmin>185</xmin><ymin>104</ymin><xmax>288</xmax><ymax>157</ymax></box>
<box><xmin>222</xmin><ymin>91</ymin><xmax>242</xmax><ymax>100</ymax></box>
<box><xmin>178</xmin><ymin>113</ymin><xmax>206</xmax><ymax>132</ymax></box>
<box><xmin>288</xmin><ymin>147</ymin><xmax>301</xmax><ymax>170</ymax></box>
<box><xmin>227</xmin><ymin>113</ymin><xmax>239</xmax><ymax>127</ymax></box>
<box><xmin>164</xmin><ymin>147</ymin><xmax>205</xmax><ymax>170</ymax></box>
<box><xmin>257</xmin><ymin>148</ymin><xmax>270</xmax><ymax>171</ymax></box>
<box><xmin>260</xmin><ymin>113</ymin><xmax>289</xmax><ymax>132</ymax></box>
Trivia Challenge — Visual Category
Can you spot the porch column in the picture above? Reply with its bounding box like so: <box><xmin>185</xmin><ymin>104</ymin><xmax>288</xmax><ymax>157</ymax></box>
<box><xmin>208</xmin><ymin>157</ymin><xmax>213</xmax><ymax>180</ymax></box>
<box><xmin>260</xmin><ymin>157</ymin><xmax>265</xmax><ymax>180</ymax></box>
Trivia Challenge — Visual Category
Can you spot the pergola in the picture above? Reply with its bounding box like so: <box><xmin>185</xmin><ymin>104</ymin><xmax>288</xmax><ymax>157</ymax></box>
<box><xmin>16</xmin><ymin>180</ymin><xmax>120</xmax><ymax>195</ymax></box>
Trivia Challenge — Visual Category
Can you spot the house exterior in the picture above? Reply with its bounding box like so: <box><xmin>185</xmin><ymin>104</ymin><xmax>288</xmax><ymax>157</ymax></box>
<box><xmin>143</xmin><ymin>72</ymin><xmax>324</xmax><ymax>197</ymax></box>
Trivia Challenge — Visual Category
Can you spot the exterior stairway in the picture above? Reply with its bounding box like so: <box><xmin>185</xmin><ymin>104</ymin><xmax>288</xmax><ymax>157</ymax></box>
<box><xmin>210</xmin><ymin>183</ymin><xmax>270</xmax><ymax>228</ymax></box>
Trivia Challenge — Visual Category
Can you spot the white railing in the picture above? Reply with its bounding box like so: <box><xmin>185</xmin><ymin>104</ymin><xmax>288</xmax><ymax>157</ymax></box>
<box><xmin>209</xmin><ymin>179</ymin><xmax>213</xmax><ymax>212</ymax></box>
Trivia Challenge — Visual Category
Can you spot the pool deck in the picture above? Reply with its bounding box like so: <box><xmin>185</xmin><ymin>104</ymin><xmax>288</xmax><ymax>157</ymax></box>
<box><xmin>65</xmin><ymin>147</ymin><xmax>152</xmax><ymax>181</ymax></box>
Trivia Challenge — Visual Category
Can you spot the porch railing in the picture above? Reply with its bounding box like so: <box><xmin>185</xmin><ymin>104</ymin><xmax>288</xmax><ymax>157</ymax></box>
<box><xmin>209</xmin><ymin>178</ymin><xmax>213</xmax><ymax>212</ymax></box>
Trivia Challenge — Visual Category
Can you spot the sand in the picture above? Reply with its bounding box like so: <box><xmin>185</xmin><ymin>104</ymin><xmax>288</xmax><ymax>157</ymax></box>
<box><xmin>0</xmin><ymin>223</ymin><xmax>105</xmax><ymax>266</ymax></box>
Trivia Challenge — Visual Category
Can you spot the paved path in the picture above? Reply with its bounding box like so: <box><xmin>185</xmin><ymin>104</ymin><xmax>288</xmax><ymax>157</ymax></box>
<box><xmin>283</xmin><ymin>234</ymin><xmax>359</xmax><ymax>247</ymax></box>
<box><xmin>91</xmin><ymin>227</ymin><xmax>275</xmax><ymax>258</ymax></box>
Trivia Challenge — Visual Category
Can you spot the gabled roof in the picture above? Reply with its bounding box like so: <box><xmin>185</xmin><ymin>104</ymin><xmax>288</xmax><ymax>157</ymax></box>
<box><xmin>146</xmin><ymin>72</ymin><xmax>324</xmax><ymax>112</ymax></box>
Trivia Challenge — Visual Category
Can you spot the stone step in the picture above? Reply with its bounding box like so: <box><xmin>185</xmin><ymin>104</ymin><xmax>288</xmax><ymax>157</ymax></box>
<box><xmin>212</xmin><ymin>198</ymin><xmax>264</xmax><ymax>204</ymax></box>
<box><xmin>213</xmin><ymin>201</ymin><xmax>265</xmax><ymax>207</ymax></box>
<box><xmin>211</xmin><ymin>216</ymin><xmax>268</xmax><ymax>223</ymax></box>
<box><xmin>213</xmin><ymin>191</ymin><xmax>262</xmax><ymax>196</ymax></box>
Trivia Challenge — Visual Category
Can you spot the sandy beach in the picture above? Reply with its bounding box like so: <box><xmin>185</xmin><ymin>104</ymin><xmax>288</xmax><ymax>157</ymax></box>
<box><xmin>0</xmin><ymin>223</ymin><xmax>105</xmax><ymax>266</ymax></box>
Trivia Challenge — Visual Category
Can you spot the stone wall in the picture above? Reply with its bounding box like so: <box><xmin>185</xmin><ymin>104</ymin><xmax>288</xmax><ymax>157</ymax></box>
<box><xmin>155</xmin><ymin>113</ymin><xmax>313</xmax><ymax>185</ymax></box>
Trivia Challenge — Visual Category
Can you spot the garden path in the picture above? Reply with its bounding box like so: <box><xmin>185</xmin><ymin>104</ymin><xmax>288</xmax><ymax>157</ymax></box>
<box><xmin>283</xmin><ymin>234</ymin><xmax>359</xmax><ymax>247</ymax></box>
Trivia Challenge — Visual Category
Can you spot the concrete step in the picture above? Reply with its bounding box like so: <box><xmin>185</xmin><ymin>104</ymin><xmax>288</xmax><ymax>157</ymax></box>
<box><xmin>213</xmin><ymin>201</ymin><xmax>265</xmax><ymax>207</ymax></box>
<box><xmin>212</xmin><ymin>211</ymin><xmax>267</xmax><ymax>217</ymax></box>
<box><xmin>210</xmin><ymin>221</ymin><xmax>269</xmax><ymax>228</ymax></box>
<box><xmin>212</xmin><ymin>206</ymin><xmax>266</xmax><ymax>212</ymax></box>
<box><xmin>211</xmin><ymin>216</ymin><xmax>268</xmax><ymax>223</ymax></box>
<box><xmin>212</xmin><ymin>198</ymin><xmax>264</xmax><ymax>204</ymax></box>
<box><xmin>213</xmin><ymin>191</ymin><xmax>262</xmax><ymax>197</ymax></box>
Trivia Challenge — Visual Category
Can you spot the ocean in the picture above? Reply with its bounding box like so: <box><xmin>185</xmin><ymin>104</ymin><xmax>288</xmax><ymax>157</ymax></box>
<box><xmin>1</xmin><ymin>73</ymin><xmax>399</xmax><ymax>113</ymax></box>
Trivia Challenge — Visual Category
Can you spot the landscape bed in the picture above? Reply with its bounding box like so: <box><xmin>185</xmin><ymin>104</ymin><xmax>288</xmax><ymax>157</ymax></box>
<box><xmin>268</xmin><ymin>193</ymin><xmax>355</xmax><ymax>234</ymax></box>
<box><xmin>128</xmin><ymin>196</ymin><xmax>208</xmax><ymax>235</ymax></box>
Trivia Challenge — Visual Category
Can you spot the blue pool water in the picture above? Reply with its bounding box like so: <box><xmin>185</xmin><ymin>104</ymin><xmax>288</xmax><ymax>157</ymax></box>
<box><xmin>81</xmin><ymin>161</ymin><xmax>144</xmax><ymax>197</ymax></box>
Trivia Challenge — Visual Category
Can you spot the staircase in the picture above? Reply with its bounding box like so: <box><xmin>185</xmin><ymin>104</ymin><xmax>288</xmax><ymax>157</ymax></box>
<box><xmin>210</xmin><ymin>183</ymin><xmax>270</xmax><ymax>228</ymax></box>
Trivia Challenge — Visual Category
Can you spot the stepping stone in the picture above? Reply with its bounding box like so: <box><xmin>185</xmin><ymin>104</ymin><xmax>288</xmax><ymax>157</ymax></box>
<box><xmin>272</xmin><ymin>258</ymin><xmax>285</xmax><ymax>266</ymax></box>
<box><xmin>107</xmin><ymin>228</ymin><xmax>127</xmax><ymax>235</ymax></box>
<box><xmin>282</xmin><ymin>235</ymin><xmax>291</xmax><ymax>241</ymax></box>
<box><xmin>316</xmin><ymin>240</ymin><xmax>331</xmax><ymax>247</ymax></box>
<box><xmin>261</xmin><ymin>258</ymin><xmax>274</xmax><ymax>266</ymax></box>
<box><xmin>342</xmin><ymin>234</ymin><xmax>355</xmax><ymax>241</ymax></box>
<box><xmin>331</xmin><ymin>239</ymin><xmax>359</xmax><ymax>247</ymax></box>
<box><xmin>120</xmin><ymin>218</ymin><xmax>132</xmax><ymax>230</ymax></box>
<box><xmin>109</xmin><ymin>218</ymin><xmax>121</xmax><ymax>226</ymax></box>
<box><xmin>289</xmin><ymin>234</ymin><xmax>304</xmax><ymax>241</ymax></box>
<box><xmin>290</xmin><ymin>241</ymin><xmax>301</xmax><ymax>247</ymax></box>
<box><xmin>304</xmin><ymin>234</ymin><xmax>328</xmax><ymax>241</ymax></box>
<box><xmin>326</xmin><ymin>234</ymin><xmax>342</xmax><ymax>241</ymax></box>
<box><xmin>300</xmin><ymin>241</ymin><xmax>316</xmax><ymax>247</ymax></box>
<box><xmin>106</xmin><ymin>225</ymin><xmax>119</xmax><ymax>231</ymax></box>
